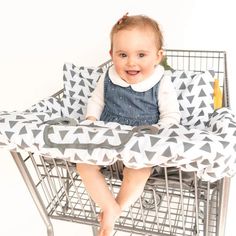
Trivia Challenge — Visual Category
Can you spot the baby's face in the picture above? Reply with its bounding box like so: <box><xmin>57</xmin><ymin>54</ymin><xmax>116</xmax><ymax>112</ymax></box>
<box><xmin>110</xmin><ymin>27</ymin><xmax>163</xmax><ymax>84</ymax></box>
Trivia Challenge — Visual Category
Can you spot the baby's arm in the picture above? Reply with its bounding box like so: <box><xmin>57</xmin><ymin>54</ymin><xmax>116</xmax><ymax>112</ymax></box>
<box><xmin>86</xmin><ymin>73</ymin><xmax>105</xmax><ymax>121</ymax></box>
<box><xmin>158</xmin><ymin>75</ymin><xmax>181</xmax><ymax>125</ymax></box>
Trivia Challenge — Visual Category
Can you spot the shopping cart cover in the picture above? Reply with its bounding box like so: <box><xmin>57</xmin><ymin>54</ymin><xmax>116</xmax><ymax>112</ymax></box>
<box><xmin>1</xmin><ymin>64</ymin><xmax>236</xmax><ymax>182</ymax></box>
<box><xmin>0</xmin><ymin>106</ymin><xmax>236</xmax><ymax>182</ymax></box>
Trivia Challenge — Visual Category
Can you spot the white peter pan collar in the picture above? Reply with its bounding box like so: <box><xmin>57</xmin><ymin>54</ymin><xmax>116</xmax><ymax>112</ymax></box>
<box><xmin>108</xmin><ymin>65</ymin><xmax>164</xmax><ymax>92</ymax></box>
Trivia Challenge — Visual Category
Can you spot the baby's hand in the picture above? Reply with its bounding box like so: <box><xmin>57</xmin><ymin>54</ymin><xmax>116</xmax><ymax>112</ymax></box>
<box><xmin>86</xmin><ymin>116</ymin><xmax>97</xmax><ymax>121</ymax></box>
<box><xmin>152</xmin><ymin>124</ymin><xmax>160</xmax><ymax>129</ymax></box>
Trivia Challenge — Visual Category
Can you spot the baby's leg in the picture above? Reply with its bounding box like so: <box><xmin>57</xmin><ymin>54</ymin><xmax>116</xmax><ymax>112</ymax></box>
<box><xmin>76</xmin><ymin>163</ymin><xmax>121</xmax><ymax>236</ymax></box>
<box><xmin>116</xmin><ymin>167</ymin><xmax>152</xmax><ymax>211</ymax></box>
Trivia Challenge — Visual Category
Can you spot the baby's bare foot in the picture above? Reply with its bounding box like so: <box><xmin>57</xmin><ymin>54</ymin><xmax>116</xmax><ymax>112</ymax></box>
<box><xmin>98</xmin><ymin>228</ymin><xmax>113</xmax><ymax>236</ymax></box>
<box><xmin>98</xmin><ymin>204</ymin><xmax>121</xmax><ymax>236</ymax></box>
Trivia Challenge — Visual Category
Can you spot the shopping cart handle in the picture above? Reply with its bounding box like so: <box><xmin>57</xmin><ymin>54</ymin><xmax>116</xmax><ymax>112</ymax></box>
<box><xmin>42</xmin><ymin>118</ymin><xmax>159</xmax><ymax>151</ymax></box>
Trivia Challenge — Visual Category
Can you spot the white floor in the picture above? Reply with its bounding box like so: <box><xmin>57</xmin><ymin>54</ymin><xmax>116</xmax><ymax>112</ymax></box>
<box><xmin>0</xmin><ymin>149</ymin><xmax>235</xmax><ymax>236</ymax></box>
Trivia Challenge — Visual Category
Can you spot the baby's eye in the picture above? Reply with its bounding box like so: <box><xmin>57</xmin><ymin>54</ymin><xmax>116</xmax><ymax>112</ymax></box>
<box><xmin>119</xmin><ymin>53</ymin><xmax>127</xmax><ymax>58</ymax></box>
<box><xmin>138</xmin><ymin>53</ymin><xmax>145</xmax><ymax>58</ymax></box>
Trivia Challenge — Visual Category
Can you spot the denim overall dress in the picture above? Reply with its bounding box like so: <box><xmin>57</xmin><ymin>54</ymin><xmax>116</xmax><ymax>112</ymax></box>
<box><xmin>100</xmin><ymin>71</ymin><xmax>160</xmax><ymax>126</ymax></box>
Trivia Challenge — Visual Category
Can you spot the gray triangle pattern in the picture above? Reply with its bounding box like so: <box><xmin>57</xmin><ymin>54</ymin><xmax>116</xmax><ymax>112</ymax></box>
<box><xmin>32</xmin><ymin>129</ymin><xmax>41</xmax><ymax>138</ymax></box>
<box><xmin>129</xmin><ymin>156</ymin><xmax>137</xmax><ymax>163</ymax></box>
<box><xmin>130</xmin><ymin>141</ymin><xmax>140</xmax><ymax>153</ymax></box>
<box><xmin>88</xmin><ymin>131</ymin><xmax>97</xmax><ymax>140</ymax></box>
<box><xmin>5</xmin><ymin>131</ymin><xmax>14</xmax><ymax>139</ymax></box>
<box><xmin>102</xmin><ymin>154</ymin><xmax>110</xmax><ymax>162</ymax></box>
<box><xmin>219</xmin><ymin>141</ymin><xmax>230</xmax><ymax>148</ymax></box>
<box><xmin>19</xmin><ymin>126</ymin><xmax>27</xmax><ymax>135</ymax></box>
<box><xmin>183</xmin><ymin>142</ymin><xmax>194</xmax><ymax>152</ymax></box>
<box><xmin>162</xmin><ymin>147</ymin><xmax>172</xmax><ymax>157</ymax></box>
<box><xmin>0</xmin><ymin>118</ymin><xmax>5</xmax><ymax>123</ymax></box>
<box><xmin>59</xmin><ymin>130</ymin><xmax>69</xmax><ymax>140</ymax></box>
<box><xmin>200</xmin><ymin>143</ymin><xmax>211</xmax><ymax>153</ymax></box>
<box><xmin>171</xmin><ymin>70</ymin><xmax>214</xmax><ymax>129</ymax></box>
<box><xmin>61</xmin><ymin>63</ymin><xmax>105</xmax><ymax>120</ymax></box>
<box><xmin>166</xmin><ymin>137</ymin><xmax>177</xmax><ymax>143</ymax></box>
<box><xmin>104</xmin><ymin>129</ymin><xmax>114</xmax><ymax>136</ymax></box>
<box><xmin>87</xmin><ymin>149</ymin><xmax>94</xmax><ymax>155</ymax></box>
<box><xmin>145</xmin><ymin>151</ymin><xmax>156</xmax><ymax>160</ymax></box>
<box><xmin>150</xmin><ymin>136</ymin><xmax>161</xmax><ymax>146</ymax></box>
<box><xmin>9</xmin><ymin>121</ymin><xmax>18</xmax><ymax>128</ymax></box>
<box><xmin>118</xmin><ymin>133</ymin><xmax>130</xmax><ymax>144</ymax></box>
<box><xmin>1</xmin><ymin>66</ymin><xmax>236</xmax><ymax>182</ymax></box>
<box><xmin>20</xmin><ymin>139</ymin><xmax>29</xmax><ymax>148</ymax></box>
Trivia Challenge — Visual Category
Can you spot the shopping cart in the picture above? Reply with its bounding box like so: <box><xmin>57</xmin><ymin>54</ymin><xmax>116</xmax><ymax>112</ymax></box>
<box><xmin>10</xmin><ymin>49</ymin><xmax>231</xmax><ymax>236</ymax></box>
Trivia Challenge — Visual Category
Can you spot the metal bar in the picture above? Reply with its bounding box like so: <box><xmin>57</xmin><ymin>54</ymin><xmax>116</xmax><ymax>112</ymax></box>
<box><xmin>51</xmin><ymin>88</ymin><xmax>64</xmax><ymax>98</ymax></box>
<box><xmin>164</xmin><ymin>49</ymin><xmax>226</xmax><ymax>54</ymax></box>
<box><xmin>217</xmin><ymin>177</ymin><xmax>231</xmax><ymax>236</ymax></box>
<box><xmin>164</xmin><ymin>167</ymin><xmax>173</xmax><ymax>233</ymax></box>
<box><xmin>75</xmin><ymin>163</ymin><xmax>99</xmax><ymax>236</ymax></box>
<box><xmin>138</xmin><ymin>196</ymin><xmax>146</xmax><ymax>229</ymax></box>
<box><xmin>51</xmin><ymin>158</ymin><xmax>76</xmax><ymax>216</ymax></box>
<box><xmin>205</xmin><ymin>182</ymin><xmax>210</xmax><ymax>236</ymax></box>
<box><xmin>178</xmin><ymin>169</ymin><xmax>186</xmax><ymax>234</ymax></box>
<box><xmin>11</xmin><ymin>152</ymin><xmax>54</xmax><ymax>236</ymax></box>
<box><xmin>151</xmin><ymin>187</ymin><xmax>160</xmax><ymax>230</ymax></box>
<box><xmin>29</xmin><ymin>153</ymin><xmax>56</xmax><ymax>211</ymax></box>
<box><xmin>64</xmin><ymin>161</ymin><xmax>87</xmax><ymax>217</ymax></box>
<box><xmin>222</xmin><ymin>52</ymin><xmax>230</xmax><ymax>107</ymax></box>
<box><xmin>39</xmin><ymin>156</ymin><xmax>64</xmax><ymax>212</ymax></box>
<box><xmin>194</xmin><ymin>173</ymin><xmax>199</xmax><ymax>236</ymax></box>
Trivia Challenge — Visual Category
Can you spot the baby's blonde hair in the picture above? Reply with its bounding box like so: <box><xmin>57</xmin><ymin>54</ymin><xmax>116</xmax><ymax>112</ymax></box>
<box><xmin>110</xmin><ymin>14</ymin><xmax>163</xmax><ymax>51</ymax></box>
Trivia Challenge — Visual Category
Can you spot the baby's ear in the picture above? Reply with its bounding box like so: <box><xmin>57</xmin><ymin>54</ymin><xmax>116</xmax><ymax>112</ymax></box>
<box><xmin>156</xmin><ymin>49</ymin><xmax>164</xmax><ymax>64</ymax></box>
<box><xmin>158</xmin><ymin>49</ymin><xmax>164</xmax><ymax>59</ymax></box>
<box><xmin>109</xmin><ymin>49</ymin><xmax>112</xmax><ymax>57</ymax></box>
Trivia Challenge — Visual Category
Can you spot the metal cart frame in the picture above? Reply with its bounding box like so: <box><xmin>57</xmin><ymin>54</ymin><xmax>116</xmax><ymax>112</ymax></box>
<box><xmin>10</xmin><ymin>49</ymin><xmax>231</xmax><ymax>236</ymax></box>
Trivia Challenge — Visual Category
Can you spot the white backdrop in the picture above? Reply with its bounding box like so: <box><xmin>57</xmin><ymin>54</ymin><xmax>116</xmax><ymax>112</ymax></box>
<box><xmin>0</xmin><ymin>0</ymin><xmax>235</xmax><ymax>235</ymax></box>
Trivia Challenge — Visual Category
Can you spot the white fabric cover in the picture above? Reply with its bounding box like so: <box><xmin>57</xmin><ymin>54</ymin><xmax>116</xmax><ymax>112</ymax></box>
<box><xmin>1</xmin><ymin>63</ymin><xmax>236</xmax><ymax>182</ymax></box>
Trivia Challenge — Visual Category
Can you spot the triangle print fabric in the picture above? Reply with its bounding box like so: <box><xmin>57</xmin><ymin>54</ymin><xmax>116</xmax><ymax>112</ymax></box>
<box><xmin>170</xmin><ymin>70</ymin><xmax>214</xmax><ymax>129</ymax></box>
<box><xmin>1</xmin><ymin>107</ymin><xmax>236</xmax><ymax>182</ymax></box>
<box><xmin>61</xmin><ymin>63</ymin><xmax>105</xmax><ymax>120</ymax></box>
<box><xmin>1</xmin><ymin>64</ymin><xmax>236</xmax><ymax>182</ymax></box>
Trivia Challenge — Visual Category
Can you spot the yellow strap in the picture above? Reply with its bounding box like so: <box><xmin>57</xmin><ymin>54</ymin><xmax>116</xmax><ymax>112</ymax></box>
<box><xmin>213</xmin><ymin>79</ymin><xmax>223</xmax><ymax>109</ymax></box>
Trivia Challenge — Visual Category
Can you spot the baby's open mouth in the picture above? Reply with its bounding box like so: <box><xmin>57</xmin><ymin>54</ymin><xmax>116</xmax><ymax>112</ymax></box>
<box><xmin>126</xmin><ymin>70</ymin><xmax>140</xmax><ymax>75</ymax></box>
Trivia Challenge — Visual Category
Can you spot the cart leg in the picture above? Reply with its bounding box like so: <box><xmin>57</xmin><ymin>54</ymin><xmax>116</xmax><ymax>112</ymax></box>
<box><xmin>91</xmin><ymin>225</ymin><xmax>98</xmax><ymax>236</ymax></box>
<box><xmin>11</xmin><ymin>152</ymin><xmax>54</xmax><ymax>236</ymax></box>
<box><xmin>217</xmin><ymin>177</ymin><xmax>231</xmax><ymax>236</ymax></box>
<box><xmin>90</xmin><ymin>200</ymin><xmax>99</xmax><ymax>236</ymax></box>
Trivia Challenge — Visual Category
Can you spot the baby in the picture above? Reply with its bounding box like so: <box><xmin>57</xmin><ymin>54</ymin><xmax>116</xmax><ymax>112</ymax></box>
<box><xmin>77</xmin><ymin>14</ymin><xmax>180</xmax><ymax>236</ymax></box>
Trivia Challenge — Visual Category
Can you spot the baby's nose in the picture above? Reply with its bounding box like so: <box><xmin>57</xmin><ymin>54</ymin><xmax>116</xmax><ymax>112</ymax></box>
<box><xmin>127</xmin><ymin>57</ymin><xmax>136</xmax><ymax>66</ymax></box>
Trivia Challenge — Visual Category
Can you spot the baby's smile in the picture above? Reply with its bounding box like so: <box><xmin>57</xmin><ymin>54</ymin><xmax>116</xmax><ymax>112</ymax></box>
<box><xmin>126</xmin><ymin>70</ymin><xmax>140</xmax><ymax>75</ymax></box>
